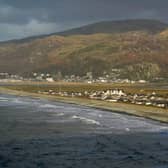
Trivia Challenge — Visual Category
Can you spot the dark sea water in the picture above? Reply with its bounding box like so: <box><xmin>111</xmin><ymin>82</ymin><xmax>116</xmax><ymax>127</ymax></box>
<box><xmin>0</xmin><ymin>94</ymin><xmax>168</xmax><ymax>168</ymax></box>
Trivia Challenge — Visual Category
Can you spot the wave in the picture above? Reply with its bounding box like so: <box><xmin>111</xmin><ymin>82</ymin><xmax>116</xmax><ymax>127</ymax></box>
<box><xmin>12</xmin><ymin>99</ymin><xmax>24</xmax><ymax>103</ymax></box>
<box><xmin>0</xmin><ymin>99</ymin><xmax>8</xmax><ymax>102</ymax></box>
<box><xmin>72</xmin><ymin>115</ymin><xmax>100</xmax><ymax>125</ymax></box>
<box><xmin>56</xmin><ymin>113</ymin><xmax>65</xmax><ymax>116</ymax></box>
<box><xmin>0</xmin><ymin>96</ymin><xmax>9</xmax><ymax>102</ymax></box>
<box><xmin>11</xmin><ymin>98</ymin><xmax>31</xmax><ymax>105</ymax></box>
<box><xmin>125</xmin><ymin>128</ymin><xmax>130</xmax><ymax>132</ymax></box>
<box><xmin>40</xmin><ymin>104</ymin><xmax>57</xmax><ymax>109</ymax></box>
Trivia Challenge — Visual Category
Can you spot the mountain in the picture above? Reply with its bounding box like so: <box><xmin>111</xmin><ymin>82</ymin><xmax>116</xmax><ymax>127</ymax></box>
<box><xmin>1</xmin><ymin>19</ymin><xmax>168</xmax><ymax>44</ymax></box>
<box><xmin>57</xmin><ymin>19</ymin><xmax>168</xmax><ymax>36</ymax></box>
<box><xmin>0</xmin><ymin>19</ymin><xmax>168</xmax><ymax>80</ymax></box>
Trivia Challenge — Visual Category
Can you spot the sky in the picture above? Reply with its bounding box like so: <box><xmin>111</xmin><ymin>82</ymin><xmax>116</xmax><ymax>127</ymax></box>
<box><xmin>0</xmin><ymin>0</ymin><xmax>168</xmax><ymax>41</ymax></box>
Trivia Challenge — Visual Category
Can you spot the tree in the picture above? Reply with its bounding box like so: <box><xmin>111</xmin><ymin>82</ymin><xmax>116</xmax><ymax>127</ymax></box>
<box><xmin>123</xmin><ymin>62</ymin><xmax>161</xmax><ymax>80</ymax></box>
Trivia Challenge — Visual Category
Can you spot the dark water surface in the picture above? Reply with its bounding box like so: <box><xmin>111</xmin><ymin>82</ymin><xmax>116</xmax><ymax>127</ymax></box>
<box><xmin>0</xmin><ymin>94</ymin><xmax>168</xmax><ymax>168</ymax></box>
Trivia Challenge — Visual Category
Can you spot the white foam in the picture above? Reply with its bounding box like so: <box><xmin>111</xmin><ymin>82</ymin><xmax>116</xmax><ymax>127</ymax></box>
<box><xmin>72</xmin><ymin>115</ymin><xmax>100</xmax><ymax>125</ymax></box>
<box><xmin>12</xmin><ymin>99</ymin><xmax>25</xmax><ymax>104</ymax></box>
<box><xmin>160</xmin><ymin>126</ymin><xmax>168</xmax><ymax>130</ymax></box>
<box><xmin>57</xmin><ymin>113</ymin><xmax>65</xmax><ymax>116</ymax></box>
<box><xmin>125</xmin><ymin>128</ymin><xmax>130</xmax><ymax>132</ymax></box>
<box><xmin>40</xmin><ymin>104</ymin><xmax>57</xmax><ymax>109</ymax></box>
<box><xmin>0</xmin><ymin>97</ymin><xmax>8</xmax><ymax>100</ymax></box>
<box><xmin>0</xmin><ymin>99</ymin><xmax>8</xmax><ymax>102</ymax></box>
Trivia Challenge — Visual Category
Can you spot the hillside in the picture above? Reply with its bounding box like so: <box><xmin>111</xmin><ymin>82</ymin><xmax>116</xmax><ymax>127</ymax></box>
<box><xmin>58</xmin><ymin>19</ymin><xmax>168</xmax><ymax>36</ymax></box>
<box><xmin>1</xmin><ymin>19</ymin><xmax>167</xmax><ymax>44</ymax></box>
<box><xmin>0</xmin><ymin>19</ymin><xmax>168</xmax><ymax>80</ymax></box>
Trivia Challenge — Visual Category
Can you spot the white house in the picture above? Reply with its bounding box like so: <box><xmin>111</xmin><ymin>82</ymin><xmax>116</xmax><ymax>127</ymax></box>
<box><xmin>104</xmin><ymin>89</ymin><xmax>126</xmax><ymax>96</ymax></box>
<box><xmin>46</xmin><ymin>77</ymin><xmax>54</xmax><ymax>82</ymax></box>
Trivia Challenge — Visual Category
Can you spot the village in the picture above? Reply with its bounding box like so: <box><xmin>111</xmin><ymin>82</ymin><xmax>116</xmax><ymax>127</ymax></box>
<box><xmin>0</xmin><ymin>72</ymin><xmax>147</xmax><ymax>84</ymax></box>
<box><xmin>0</xmin><ymin>72</ymin><xmax>168</xmax><ymax>109</ymax></box>
<box><xmin>38</xmin><ymin>88</ymin><xmax>168</xmax><ymax>109</ymax></box>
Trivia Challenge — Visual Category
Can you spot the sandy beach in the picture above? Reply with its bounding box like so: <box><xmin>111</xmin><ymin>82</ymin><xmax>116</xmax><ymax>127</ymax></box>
<box><xmin>0</xmin><ymin>87</ymin><xmax>168</xmax><ymax>123</ymax></box>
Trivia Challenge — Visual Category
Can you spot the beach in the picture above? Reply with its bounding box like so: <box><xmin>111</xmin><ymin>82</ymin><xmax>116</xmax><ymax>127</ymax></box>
<box><xmin>0</xmin><ymin>86</ymin><xmax>168</xmax><ymax>123</ymax></box>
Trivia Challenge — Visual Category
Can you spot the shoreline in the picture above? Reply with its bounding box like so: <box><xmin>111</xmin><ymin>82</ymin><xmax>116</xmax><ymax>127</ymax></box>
<box><xmin>0</xmin><ymin>87</ymin><xmax>168</xmax><ymax>123</ymax></box>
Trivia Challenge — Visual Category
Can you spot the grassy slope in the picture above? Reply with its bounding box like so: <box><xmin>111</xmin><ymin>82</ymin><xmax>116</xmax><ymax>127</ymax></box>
<box><xmin>0</xmin><ymin>31</ymin><xmax>168</xmax><ymax>78</ymax></box>
<box><xmin>3</xmin><ymin>82</ymin><xmax>168</xmax><ymax>96</ymax></box>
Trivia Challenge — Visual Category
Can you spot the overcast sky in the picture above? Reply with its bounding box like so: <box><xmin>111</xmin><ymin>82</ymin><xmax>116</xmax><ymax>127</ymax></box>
<box><xmin>0</xmin><ymin>0</ymin><xmax>168</xmax><ymax>41</ymax></box>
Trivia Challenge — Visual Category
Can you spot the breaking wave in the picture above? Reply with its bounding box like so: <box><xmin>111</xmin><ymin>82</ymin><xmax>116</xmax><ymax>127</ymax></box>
<box><xmin>39</xmin><ymin>104</ymin><xmax>58</xmax><ymax>109</ymax></box>
<box><xmin>56</xmin><ymin>113</ymin><xmax>65</xmax><ymax>116</ymax></box>
<box><xmin>72</xmin><ymin>115</ymin><xmax>100</xmax><ymax>125</ymax></box>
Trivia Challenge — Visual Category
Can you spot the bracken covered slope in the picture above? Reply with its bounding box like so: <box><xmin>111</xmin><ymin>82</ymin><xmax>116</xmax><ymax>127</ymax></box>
<box><xmin>0</xmin><ymin>19</ymin><xmax>168</xmax><ymax>80</ymax></box>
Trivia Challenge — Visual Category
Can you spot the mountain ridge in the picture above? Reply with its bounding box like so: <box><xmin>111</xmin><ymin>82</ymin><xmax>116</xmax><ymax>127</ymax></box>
<box><xmin>0</xmin><ymin>19</ymin><xmax>168</xmax><ymax>80</ymax></box>
<box><xmin>1</xmin><ymin>19</ymin><xmax>168</xmax><ymax>44</ymax></box>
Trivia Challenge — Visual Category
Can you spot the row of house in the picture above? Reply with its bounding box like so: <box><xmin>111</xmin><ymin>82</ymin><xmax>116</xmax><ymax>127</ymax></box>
<box><xmin>38</xmin><ymin>88</ymin><xmax>168</xmax><ymax>109</ymax></box>
<box><xmin>0</xmin><ymin>71</ymin><xmax>148</xmax><ymax>84</ymax></box>
<box><xmin>89</xmin><ymin>89</ymin><xmax>168</xmax><ymax>108</ymax></box>
<box><xmin>31</xmin><ymin>72</ymin><xmax>148</xmax><ymax>84</ymax></box>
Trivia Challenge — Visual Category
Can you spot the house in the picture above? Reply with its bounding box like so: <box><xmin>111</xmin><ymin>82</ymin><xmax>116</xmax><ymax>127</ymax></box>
<box><xmin>104</xmin><ymin>89</ymin><xmax>126</xmax><ymax>96</ymax></box>
<box><xmin>46</xmin><ymin>77</ymin><xmax>54</xmax><ymax>82</ymax></box>
<box><xmin>138</xmin><ymin>80</ymin><xmax>147</xmax><ymax>83</ymax></box>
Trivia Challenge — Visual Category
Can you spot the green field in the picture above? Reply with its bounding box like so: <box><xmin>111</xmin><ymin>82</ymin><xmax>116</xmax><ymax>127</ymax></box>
<box><xmin>3</xmin><ymin>82</ymin><xmax>168</xmax><ymax>96</ymax></box>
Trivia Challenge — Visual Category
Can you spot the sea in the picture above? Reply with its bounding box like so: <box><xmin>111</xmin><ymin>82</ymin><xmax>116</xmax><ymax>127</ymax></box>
<box><xmin>0</xmin><ymin>93</ymin><xmax>168</xmax><ymax>168</ymax></box>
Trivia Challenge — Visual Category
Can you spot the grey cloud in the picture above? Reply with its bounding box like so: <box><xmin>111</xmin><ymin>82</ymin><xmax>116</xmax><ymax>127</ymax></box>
<box><xmin>0</xmin><ymin>0</ymin><xmax>168</xmax><ymax>41</ymax></box>
<box><xmin>1</xmin><ymin>0</ymin><xmax>168</xmax><ymax>23</ymax></box>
